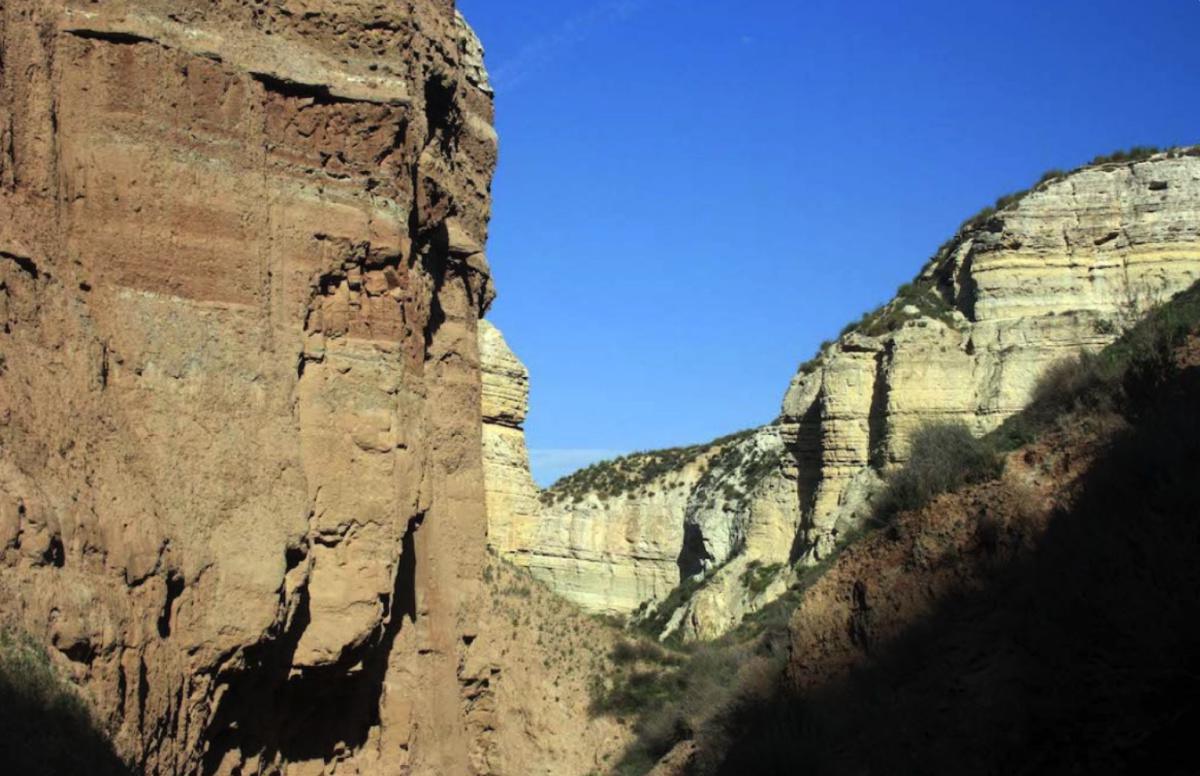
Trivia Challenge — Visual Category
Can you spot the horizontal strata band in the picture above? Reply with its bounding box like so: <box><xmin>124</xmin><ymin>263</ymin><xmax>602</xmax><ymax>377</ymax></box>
<box><xmin>60</xmin><ymin>8</ymin><xmax>412</xmax><ymax>106</ymax></box>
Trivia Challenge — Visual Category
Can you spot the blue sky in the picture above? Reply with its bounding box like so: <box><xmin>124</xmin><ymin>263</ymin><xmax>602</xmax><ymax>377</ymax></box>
<box><xmin>457</xmin><ymin>0</ymin><xmax>1200</xmax><ymax>485</ymax></box>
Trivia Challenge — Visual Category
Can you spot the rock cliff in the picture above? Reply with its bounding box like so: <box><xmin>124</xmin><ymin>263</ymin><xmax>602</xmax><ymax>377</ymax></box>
<box><xmin>486</xmin><ymin>150</ymin><xmax>1200</xmax><ymax>640</ymax></box>
<box><xmin>0</xmin><ymin>2</ymin><xmax>614</xmax><ymax>773</ymax></box>
<box><xmin>479</xmin><ymin>320</ymin><xmax>540</xmax><ymax>558</ymax></box>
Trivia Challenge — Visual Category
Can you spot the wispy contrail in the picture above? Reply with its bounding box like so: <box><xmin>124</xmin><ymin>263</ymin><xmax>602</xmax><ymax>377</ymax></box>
<box><xmin>491</xmin><ymin>0</ymin><xmax>651</xmax><ymax>91</ymax></box>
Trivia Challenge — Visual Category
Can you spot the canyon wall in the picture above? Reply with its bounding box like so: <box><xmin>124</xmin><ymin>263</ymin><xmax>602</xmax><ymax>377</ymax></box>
<box><xmin>0</xmin><ymin>1</ymin><xmax>615</xmax><ymax>773</ymax></box>
<box><xmin>486</xmin><ymin>151</ymin><xmax>1200</xmax><ymax>640</ymax></box>
<box><xmin>479</xmin><ymin>320</ymin><xmax>539</xmax><ymax>558</ymax></box>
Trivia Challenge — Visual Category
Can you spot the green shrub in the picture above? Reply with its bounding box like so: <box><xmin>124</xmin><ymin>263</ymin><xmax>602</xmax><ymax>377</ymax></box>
<box><xmin>589</xmin><ymin>668</ymin><xmax>681</xmax><ymax>717</ymax></box>
<box><xmin>841</xmin><ymin>280</ymin><xmax>957</xmax><ymax>339</ymax></box>
<box><xmin>797</xmin><ymin>355</ymin><xmax>823</xmax><ymax>376</ymax></box>
<box><xmin>1041</xmin><ymin>349</ymin><xmax>1122</xmax><ymax>405</ymax></box>
<box><xmin>873</xmin><ymin>422</ymin><xmax>1002</xmax><ymax>521</ymax></box>
<box><xmin>740</xmin><ymin>561</ymin><xmax>783</xmax><ymax>596</ymax></box>
<box><xmin>691</xmin><ymin>435</ymin><xmax>782</xmax><ymax>514</ymax></box>
<box><xmin>1089</xmin><ymin>145</ymin><xmax>1161</xmax><ymax>166</ymax></box>
<box><xmin>1037</xmin><ymin>168</ymin><xmax>1068</xmax><ymax>185</ymax></box>
<box><xmin>993</xmin><ymin>191</ymin><xmax>1024</xmax><ymax>211</ymax></box>
<box><xmin>596</xmin><ymin>640</ymin><xmax>752</xmax><ymax>774</ymax></box>
<box><xmin>610</xmin><ymin>639</ymin><xmax>682</xmax><ymax>667</ymax></box>
<box><xmin>544</xmin><ymin>430</ymin><xmax>758</xmax><ymax>504</ymax></box>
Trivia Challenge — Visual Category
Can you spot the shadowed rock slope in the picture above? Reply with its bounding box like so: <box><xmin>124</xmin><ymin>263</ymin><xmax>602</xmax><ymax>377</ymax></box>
<box><xmin>609</xmin><ymin>280</ymin><xmax>1200</xmax><ymax>775</ymax></box>
<box><xmin>710</xmin><ymin>305</ymin><xmax>1200</xmax><ymax>776</ymax></box>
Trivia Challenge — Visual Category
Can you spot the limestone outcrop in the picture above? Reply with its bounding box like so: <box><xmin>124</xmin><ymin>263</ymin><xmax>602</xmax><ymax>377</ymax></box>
<box><xmin>486</xmin><ymin>150</ymin><xmax>1200</xmax><ymax>641</ymax></box>
<box><xmin>785</xmin><ymin>150</ymin><xmax>1200</xmax><ymax>562</ymax></box>
<box><xmin>480</xmin><ymin>321</ymin><xmax>540</xmax><ymax>557</ymax></box>
<box><xmin>0</xmin><ymin>2</ymin><xmax>613</xmax><ymax>773</ymax></box>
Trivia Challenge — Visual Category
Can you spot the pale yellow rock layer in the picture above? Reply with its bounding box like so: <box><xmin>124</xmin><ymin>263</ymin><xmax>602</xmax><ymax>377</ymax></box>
<box><xmin>481</xmin><ymin>152</ymin><xmax>1200</xmax><ymax>641</ymax></box>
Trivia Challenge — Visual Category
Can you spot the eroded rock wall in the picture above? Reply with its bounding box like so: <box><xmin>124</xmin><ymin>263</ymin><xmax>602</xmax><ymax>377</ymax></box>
<box><xmin>479</xmin><ymin>320</ymin><xmax>687</xmax><ymax>614</ymax></box>
<box><xmin>486</xmin><ymin>152</ymin><xmax>1200</xmax><ymax>641</ymax></box>
<box><xmin>479</xmin><ymin>320</ymin><xmax>540</xmax><ymax>557</ymax></box>
<box><xmin>0</xmin><ymin>1</ymin><xmax>505</xmax><ymax>772</ymax></box>
<box><xmin>786</xmin><ymin>152</ymin><xmax>1200</xmax><ymax>559</ymax></box>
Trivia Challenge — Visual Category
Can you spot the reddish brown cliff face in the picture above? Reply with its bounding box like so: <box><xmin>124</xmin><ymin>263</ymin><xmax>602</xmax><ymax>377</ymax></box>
<box><xmin>0</xmin><ymin>1</ymin><xmax>501</xmax><ymax>772</ymax></box>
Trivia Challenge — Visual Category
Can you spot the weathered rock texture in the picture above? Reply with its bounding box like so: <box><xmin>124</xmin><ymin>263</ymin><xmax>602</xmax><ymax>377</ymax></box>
<box><xmin>488</xmin><ymin>151</ymin><xmax>1200</xmax><ymax>641</ymax></box>
<box><xmin>0</xmin><ymin>1</ymin><xmax>613</xmax><ymax>773</ymax></box>
<box><xmin>480</xmin><ymin>321</ymin><xmax>692</xmax><ymax>612</ymax></box>
<box><xmin>479</xmin><ymin>337</ymin><xmax>730</xmax><ymax>616</ymax></box>
<box><xmin>471</xmin><ymin>554</ymin><xmax>630</xmax><ymax>774</ymax></box>
<box><xmin>785</xmin><ymin>151</ymin><xmax>1200</xmax><ymax>561</ymax></box>
<box><xmin>479</xmin><ymin>320</ymin><xmax>539</xmax><ymax>557</ymax></box>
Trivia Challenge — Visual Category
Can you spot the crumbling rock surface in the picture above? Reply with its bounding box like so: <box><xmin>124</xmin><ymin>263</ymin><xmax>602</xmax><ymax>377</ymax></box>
<box><xmin>0</xmin><ymin>1</ymin><xmax>532</xmax><ymax>773</ymax></box>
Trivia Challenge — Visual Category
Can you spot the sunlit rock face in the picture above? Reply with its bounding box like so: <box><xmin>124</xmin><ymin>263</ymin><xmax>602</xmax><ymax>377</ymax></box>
<box><xmin>484</xmin><ymin>152</ymin><xmax>1200</xmax><ymax>641</ymax></box>
<box><xmin>480</xmin><ymin>320</ymin><xmax>540</xmax><ymax>557</ymax></box>
<box><xmin>0</xmin><ymin>1</ymin><xmax>507</xmax><ymax>772</ymax></box>
<box><xmin>785</xmin><ymin>152</ymin><xmax>1200</xmax><ymax>561</ymax></box>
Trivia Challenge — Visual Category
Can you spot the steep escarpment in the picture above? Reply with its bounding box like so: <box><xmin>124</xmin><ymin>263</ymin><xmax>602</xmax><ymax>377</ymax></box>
<box><xmin>480</xmin><ymin>320</ymin><xmax>540</xmax><ymax>558</ymax></box>
<box><xmin>487</xmin><ymin>149</ymin><xmax>1200</xmax><ymax>641</ymax></box>
<box><xmin>784</xmin><ymin>149</ymin><xmax>1200</xmax><ymax>564</ymax></box>
<box><xmin>0</xmin><ymin>1</ymin><xmax>510</xmax><ymax>772</ymax></box>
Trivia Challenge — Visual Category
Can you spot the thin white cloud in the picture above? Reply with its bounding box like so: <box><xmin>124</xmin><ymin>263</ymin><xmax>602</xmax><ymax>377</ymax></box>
<box><xmin>529</xmin><ymin>448</ymin><xmax>625</xmax><ymax>486</ymax></box>
<box><xmin>491</xmin><ymin>0</ymin><xmax>651</xmax><ymax>91</ymax></box>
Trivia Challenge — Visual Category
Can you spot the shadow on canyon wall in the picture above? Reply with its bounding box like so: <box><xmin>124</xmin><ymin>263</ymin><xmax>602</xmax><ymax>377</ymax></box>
<box><xmin>201</xmin><ymin>512</ymin><xmax>425</xmax><ymax>772</ymax></box>
<box><xmin>0</xmin><ymin>637</ymin><xmax>131</xmax><ymax>775</ymax></box>
<box><xmin>715</xmin><ymin>363</ymin><xmax>1200</xmax><ymax>775</ymax></box>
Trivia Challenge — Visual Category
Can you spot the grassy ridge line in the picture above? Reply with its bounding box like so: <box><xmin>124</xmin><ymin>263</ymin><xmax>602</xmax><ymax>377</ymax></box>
<box><xmin>798</xmin><ymin>144</ymin><xmax>1200</xmax><ymax>374</ymax></box>
<box><xmin>542</xmin><ymin>428</ymin><xmax>757</xmax><ymax>504</ymax></box>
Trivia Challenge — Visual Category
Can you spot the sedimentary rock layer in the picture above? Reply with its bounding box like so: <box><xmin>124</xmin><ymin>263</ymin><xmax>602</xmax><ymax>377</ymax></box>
<box><xmin>480</xmin><ymin>320</ymin><xmax>540</xmax><ymax>557</ymax></box>
<box><xmin>0</xmin><ymin>1</ymin><xmax>509</xmax><ymax>772</ymax></box>
<box><xmin>486</xmin><ymin>151</ymin><xmax>1200</xmax><ymax>640</ymax></box>
<box><xmin>785</xmin><ymin>152</ymin><xmax>1200</xmax><ymax>560</ymax></box>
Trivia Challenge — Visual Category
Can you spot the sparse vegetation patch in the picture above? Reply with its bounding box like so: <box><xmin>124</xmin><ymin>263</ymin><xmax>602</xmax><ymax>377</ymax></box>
<box><xmin>841</xmin><ymin>279</ymin><xmax>959</xmax><ymax>339</ymax></box>
<box><xmin>872</xmin><ymin>421</ymin><xmax>1002</xmax><ymax>523</ymax></box>
<box><xmin>597</xmin><ymin>525</ymin><xmax>870</xmax><ymax>776</ymax></box>
<box><xmin>991</xmin><ymin>279</ymin><xmax>1200</xmax><ymax>450</ymax></box>
<box><xmin>0</xmin><ymin>627</ymin><xmax>129</xmax><ymax>775</ymax></box>
<box><xmin>543</xmin><ymin>430</ymin><xmax>757</xmax><ymax>504</ymax></box>
<box><xmin>633</xmin><ymin>569</ymin><xmax>714</xmax><ymax>643</ymax></box>
<box><xmin>740</xmin><ymin>561</ymin><xmax>783</xmax><ymax>596</ymax></box>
